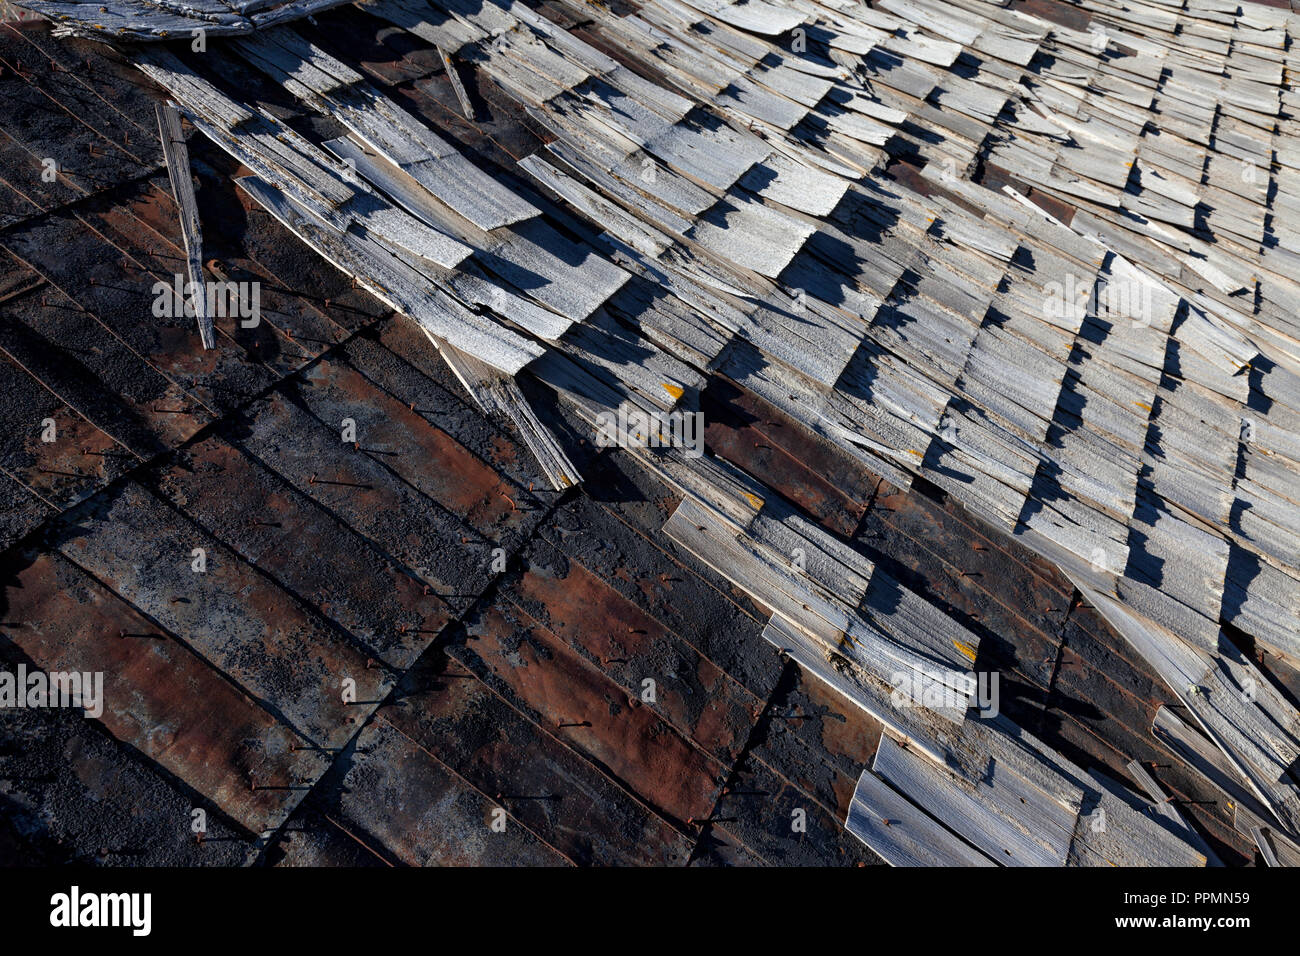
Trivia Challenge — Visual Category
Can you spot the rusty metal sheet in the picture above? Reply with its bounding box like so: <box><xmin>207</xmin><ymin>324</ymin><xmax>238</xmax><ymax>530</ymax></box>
<box><xmin>295</xmin><ymin>353</ymin><xmax>547</xmax><ymax>548</ymax></box>
<box><xmin>381</xmin><ymin>649</ymin><xmax>694</xmax><ymax>865</ymax></box>
<box><xmin>704</xmin><ymin>754</ymin><xmax>880</xmax><ymax>866</ymax></box>
<box><xmin>0</xmin><ymin>253</ymin><xmax>212</xmax><ymax>455</ymax></box>
<box><xmin>53</xmin><ymin>479</ymin><xmax>392</xmax><ymax>752</ymax></box>
<box><xmin>0</xmin><ymin>471</ymin><xmax>53</xmax><ymax>551</ymax></box>
<box><xmin>0</xmin><ymin>549</ymin><xmax>329</xmax><ymax>836</ymax></box>
<box><xmin>237</xmin><ymin>385</ymin><xmax>497</xmax><ymax>611</ymax></box>
<box><xmin>449</xmin><ymin>595</ymin><xmax>728</xmax><ymax>828</ymax></box>
<box><xmin>747</xmin><ymin>663</ymin><xmax>885</xmax><ymax>821</ymax></box>
<box><xmin>89</xmin><ymin>178</ymin><xmax>350</xmax><ymax>374</ymax></box>
<box><xmin>507</xmin><ymin>534</ymin><xmax>763</xmax><ymax>767</ymax></box>
<box><xmin>0</xmin><ymin>207</ymin><xmax>274</xmax><ymax>415</ymax></box>
<box><xmin>0</xmin><ymin>351</ymin><xmax>130</xmax><ymax>512</ymax></box>
<box><xmin>704</xmin><ymin>374</ymin><xmax>877</xmax><ymax>537</ymax></box>
<box><xmin>325</xmin><ymin>717</ymin><xmax>571</xmax><ymax>866</ymax></box>
<box><xmin>152</xmin><ymin>432</ymin><xmax>452</xmax><ymax>671</ymax></box>
<box><xmin>539</xmin><ymin>480</ymin><xmax>783</xmax><ymax>700</ymax></box>
<box><xmin>0</xmin><ymin>293</ymin><xmax>203</xmax><ymax>458</ymax></box>
<box><xmin>338</xmin><ymin>331</ymin><xmax>566</xmax><ymax>509</ymax></box>
<box><xmin>0</xmin><ymin>653</ymin><xmax>257</xmax><ymax>865</ymax></box>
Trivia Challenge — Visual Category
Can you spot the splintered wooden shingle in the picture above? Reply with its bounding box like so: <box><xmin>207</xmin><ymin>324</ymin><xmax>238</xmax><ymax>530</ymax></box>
<box><xmin>873</xmin><ymin>735</ymin><xmax>1073</xmax><ymax>866</ymax></box>
<box><xmin>236</xmin><ymin>174</ymin><xmax>541</xmax><ymax>375</ymax></box>
<box><xmin>230</xmin><ymin>29</ymin><xmax>540</xmax><ymax>230</ymax></box>
<box><xmin>154</xmin><ymin>100</ymin><xmax>213</xmax><ymax>350</ymax></box>
<box><xmin>846</xmin><ymin>769</ymin><xmax>997</xmax><ymax>866</ymax></box>
<box><xmin>434</xmin><ymin>338</ymin><xmax>581</xmax><ymax>491</ymax></box>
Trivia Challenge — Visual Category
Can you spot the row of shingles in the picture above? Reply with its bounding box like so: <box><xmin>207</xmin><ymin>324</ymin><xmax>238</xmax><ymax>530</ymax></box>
<box><xmin>0</xmin><ymin>58</ymin><xmax>422</xmax><ymax>859</ymax></box>
<box><xmin>309</xmin><ymin>317</ymin><xmax>713</xmax><ymax>865</ymax></box>
<box><xmin>858</xmin><ymin>478</ymin><xmax>1073</xmax><ymax>731</ymax></box>
<box><xmin>272</xmin><ymin>9</ymin><xmax>778</xmax><ymax>863</ymax></box>
<box><xmin>689</xmin><ymin>375</ymin><xmax>890</xmax><ymax>861</ymax></box>
<box><xmin>860</xmin><ymin>473</ymin><xmax>1257</xmax><ymax>862</ymax></box>
<box><xmin>547</xmin><ymin>447</ymin><xmax>878</xmax><ymax>865</ymax></box>
<box><xmin>366</xmin><ymin>119</ymin><xmax>902</xmax><ymax>864</ymax></box>
<box><xmin>145</xmin><ymin>313</ymin><xmax>571</xmax><ymax>865</ymax></box>
<box><xmin>965</xmin><ymin>73</ymin><xmax>1259</xmax><ymax>860</ymax></box>
<box><xmin>0</xmin><ymin>22</ymin><xmax>161</xmax><ymax>230</ymax></box>
<box><xmin>687</xmin><ymin>365</ymin><xmax>1162</xmax><ymax>861</ymax></box>
<box><xmin>0</xmin><ymin>26</ymin><xmax>188</xmax><ymax>550</ymax></box>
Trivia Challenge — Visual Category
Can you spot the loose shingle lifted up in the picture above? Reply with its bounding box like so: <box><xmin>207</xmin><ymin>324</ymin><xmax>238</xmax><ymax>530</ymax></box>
<box><xmin>3</xmin><ymin>0</ymin><xmax>1299</xmax><ymax>866</ymax></box>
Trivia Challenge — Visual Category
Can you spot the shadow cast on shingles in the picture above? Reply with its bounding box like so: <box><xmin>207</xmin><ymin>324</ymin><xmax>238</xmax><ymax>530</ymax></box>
<box><xmin>777</xmin><ymin>189</ymin><xmax>900</xmax><ymax>311</ymax></box>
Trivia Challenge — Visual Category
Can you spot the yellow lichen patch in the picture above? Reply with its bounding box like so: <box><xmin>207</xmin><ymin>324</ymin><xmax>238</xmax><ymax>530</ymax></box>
<box><xmin>743</xmin><ymin>491</ymin><xmax>764</xmax><ymax>510</ymax></box>
<box><xmin>954</xmin><ymin>640</ymin><xmax>977</xmax><ymax>663</ymax></box>
<box><xmin>661</xmin><ymin>382</ymin><xmax>684</xmax><ymax>401</ymax></box>
<box><xmin>1134</xmin><ymin>401</ymin><xmax>1152</xmax><ymax>412</ymax></box>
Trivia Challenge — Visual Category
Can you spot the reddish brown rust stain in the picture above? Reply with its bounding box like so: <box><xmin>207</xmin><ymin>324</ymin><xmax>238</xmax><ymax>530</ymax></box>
<box><xmin>510</xmin><ymin>548</ymin><xmax>761</xmax><ymax>764</ymax></box>
<box><xmin>1</xmin><ymin>550</ymin><xmax>327</xmax><ymax>833</ymax></box>
<box><xmin>460</xmin><ymin>601</ymin><xmax>727</xmax><ymax>825</ymax></box>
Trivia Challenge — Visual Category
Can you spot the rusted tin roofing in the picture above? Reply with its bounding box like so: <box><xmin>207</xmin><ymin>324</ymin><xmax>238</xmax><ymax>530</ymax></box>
<box><xmin>2</xmin><ymin>0</ymin><xmax>1298</xmax><ymax>867</ymax></box>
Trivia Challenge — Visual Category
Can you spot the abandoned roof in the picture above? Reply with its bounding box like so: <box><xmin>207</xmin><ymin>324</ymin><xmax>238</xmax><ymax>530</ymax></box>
<box><xmin>1</xmin><ymin>0</ymin><xmax>1299</xmax><ymax>867</ymax></box>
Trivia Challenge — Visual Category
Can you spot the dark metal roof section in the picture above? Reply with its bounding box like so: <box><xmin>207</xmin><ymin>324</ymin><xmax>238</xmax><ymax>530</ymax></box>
<box><xmin>2</xmin><ymin>0</ymin><xmax>1299</xmax><ymax>867</ymax></box>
